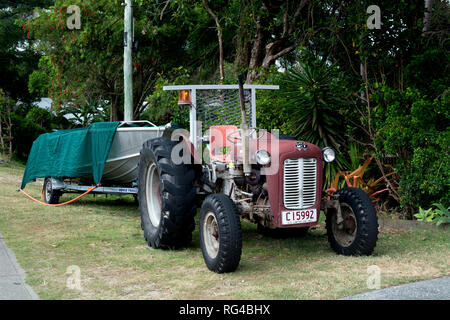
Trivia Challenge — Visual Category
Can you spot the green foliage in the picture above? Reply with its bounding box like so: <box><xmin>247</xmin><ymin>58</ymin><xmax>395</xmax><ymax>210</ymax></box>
<box><xmin>280</xmin><ymin>57</ymin><xmax>347</xmax><ymax>150</ymax></box>
<box><xmin>255</xmin><ymin>65</ymin><xmax>291</xmax><ymax>133</ymax></box>
<box><xmin>10</xmin><ymin>113</ymin><xmax>46</xmax><ymax>161</ymax></box>
<box><xmin>0</xmin><ymin>0</ymin><xmax>52</xmax><ymax>103</ymax></box>
<box><xmin>373</xmin><ymin>87</ymin><xmax>450</xmax><ymax>212</ymax></box>
<box><xmin>25</xmin><ymin>107</ymin><xmax>52</xmax><ymax>129</ymax></box>
<box><xmin>405</xmin><ymin>48</ymin><xmax>450</xmax><ymax>98</ymax></box>
<box><xmin>414</xmin><ymin>203</ymin><xmax>450</xmax><ymax>226</ymax></box>
<box><xmin>348</xmin><ymin>143</ymin><xmax>363</xmax><ymax>171</ymax></box>
<box><xmin>1</xmin><ymin>0</ymin><xmax>448</xmax><ymax>219</ymax></box>
<box><xmin>28</xmin><ymin>56</ymin><xmax>54</xmax><ymax>99</ymax></box>
<box><xmin>278</xmin><ymin>55</ymin><xmax>351</xmax><ymax>187</ymax></box>
<box><xmin>141</xmin><ymin>67</ymin><xmax>191</xmax><ymax>128</ymax></box>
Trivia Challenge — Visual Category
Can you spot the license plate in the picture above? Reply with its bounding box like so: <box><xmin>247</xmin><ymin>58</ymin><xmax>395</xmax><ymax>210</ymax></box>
<box><xmin>281</xmin><ymin>209</ymin><xmax>317</xmax><ymax>225</ymax></box>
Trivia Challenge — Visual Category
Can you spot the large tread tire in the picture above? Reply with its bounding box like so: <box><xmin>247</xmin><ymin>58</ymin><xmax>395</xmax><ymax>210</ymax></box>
<box><xmin>199</xmin><ymin>194</ymin><xmax>242</xmax><ymax>273</ymax></box>
<box><xmin>43</xmin><ymin>178</ymin><xmax>61</xmax><ymax>204</ymax></box>
<box><xmin>326</xmin><ymin>187</ymin><xmax>378</xmax><ymax>256</ymax></box>
<box><xmin>138</xmin><ymin>137</ymin><xmax>196</xmax><ymax>249</ymax></box>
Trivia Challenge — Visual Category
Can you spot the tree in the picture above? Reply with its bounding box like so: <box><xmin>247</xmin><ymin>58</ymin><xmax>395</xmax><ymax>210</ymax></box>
<box><xmin>0</xmin><ymin>0</ymin><xmax>53</xmax><ymax>103</ymax></box>
<box><xmin>201</xmin><ymin>0</ymin><xmax>224</xmax><ymax>82</ymax></box>
<box><xmin>244</xmin><ymin>0</ymin><xmax>311</xmax><ymax>83</ymax></box>
<box><xmin>26</xmin><ymin>0</ymin><xmax>206</xmax><ymax>121</ymax></box>
<box><xmin>26</xmin><ymin>1</ymin><xmax>128</xmax><ymax>121</ymax></box>
<box><xmin>423</xmin><ymin>0</ymin><xmax>434</xmax><ymax>32</ymax></box>
<box><xmin>0</xmin><ymin>89</ymin><xmax>13</xmax><ymax>159</ymax></box>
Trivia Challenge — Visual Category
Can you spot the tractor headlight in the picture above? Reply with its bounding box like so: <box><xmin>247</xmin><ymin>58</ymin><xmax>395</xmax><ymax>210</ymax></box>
<box><xmin>322</xmin><ymin>147</ymin><xmax>335</xmax><ymax>163</ymax></box>
<box><xmin>255</xmin><ymin>150</ymin><xmax>271</xmax><ymax>165</ymax></box>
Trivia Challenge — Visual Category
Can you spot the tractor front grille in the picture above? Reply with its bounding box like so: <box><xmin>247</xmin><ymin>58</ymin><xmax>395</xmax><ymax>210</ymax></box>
<box><xmin>283</xmin><ymin>158</ymin><xmax>317</xmax><ymax>209</ymax></box>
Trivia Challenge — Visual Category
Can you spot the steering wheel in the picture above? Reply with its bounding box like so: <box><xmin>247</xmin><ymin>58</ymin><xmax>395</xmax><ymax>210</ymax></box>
<box><xmin>226</xmin><ymin>128</ymin><xmax>266</xmax><ymax>143</ymax></box>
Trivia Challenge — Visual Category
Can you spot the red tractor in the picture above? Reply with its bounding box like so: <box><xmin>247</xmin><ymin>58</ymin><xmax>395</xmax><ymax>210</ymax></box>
<box><xmin>137</xmin><ymin>76</ymin><xmax>378</xmax><ymax>273</ymax></box>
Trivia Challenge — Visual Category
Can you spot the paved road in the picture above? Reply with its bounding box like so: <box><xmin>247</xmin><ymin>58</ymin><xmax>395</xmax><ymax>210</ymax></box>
<box><xmin>344</xmin><ymin>277</ymin><xmax>450</xmax><ymax>300</ymax></box>
<box><xmin>0</xmin><ymin>233</ymin><xmax>39</xmax><ymax>300</ymax></box>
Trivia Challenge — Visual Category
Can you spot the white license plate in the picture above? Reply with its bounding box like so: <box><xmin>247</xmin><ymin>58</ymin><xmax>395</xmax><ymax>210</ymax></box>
<box><xmin>281</xmin><ymin>209</ymin><xmax>317</xmax><ymax>225</ymax></box>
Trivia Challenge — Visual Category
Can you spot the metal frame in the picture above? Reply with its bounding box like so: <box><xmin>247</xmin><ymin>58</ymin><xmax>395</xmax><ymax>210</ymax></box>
<box><xmin>117</xmin><ymin>120</ymin><xmax>158</xmax><ymax>128</ymax></box>
<box><xmin>51</xmin><ymin>178</ymin><xmax>137</xmax><ymax>195</ymax></box>
<box><xmin>48</xmin><ymin>121</ymin><xmax>163</xmax><ymax>197</ymax></box>
<box><xmin>163</xmin><ymin>84</ymin><xmax>279</xmax><ymax>149</ymax></box>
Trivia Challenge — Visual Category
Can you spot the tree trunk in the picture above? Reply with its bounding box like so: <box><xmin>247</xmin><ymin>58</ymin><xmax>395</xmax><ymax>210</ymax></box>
<box><xmin>0</xmin><ymin>113</ymin><xmax>4</xmax><ymax>154</ymax></box>
<box><xmin>235</xmin><ymin>5</ymin><xmax>251</xmax><ymax>72</ymax></box>
<box><xmin>202</xmin><ymin>0</ymin><xmax>224</xmax><ymax>82</ymax></box>
<box><xmin>246</xmin><ymin>0</ymin><xmax>310</xmax><ymax>83</ymax></box>
<box><xmin>423</xmin><ymin>0</ymin><xmax>434</xmax><ymax>33</ymax></box>
<box><xmin>6</xmin><ymin>102</ymin><xmax>12</xmax><ymax>160</ymax></box>
<box><xmin>110</xmin><ymin>96</ymin><xmax>120</xmax><ymax>121</ymax></box>
<box><xmin>246</xmin><ymin>3</ymin><xmax>270</xmax><ymax>83</ymax></box>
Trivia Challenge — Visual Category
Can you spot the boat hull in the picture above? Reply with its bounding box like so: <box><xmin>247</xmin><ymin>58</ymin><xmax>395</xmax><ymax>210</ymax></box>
<box><xmin>101</xmin><ymin>125</ymin><xmax>164</xmax><ymax>184</ymax></box>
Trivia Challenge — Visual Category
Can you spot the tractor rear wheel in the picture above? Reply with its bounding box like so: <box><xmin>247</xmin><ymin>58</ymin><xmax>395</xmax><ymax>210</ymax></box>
<box><xmin>138</xmin><ymin>137</ymin><xmax>196</xmax><ymax>249</ymax></box>
<box><xmin>326</xmin><ymin>187</ymin><xmax>378</xmax><ymax>256</ymax></box>
<box><xmin>199</xmin><ymin>194</ymin><xmax>242</xmax><ymax>273</ymax></box>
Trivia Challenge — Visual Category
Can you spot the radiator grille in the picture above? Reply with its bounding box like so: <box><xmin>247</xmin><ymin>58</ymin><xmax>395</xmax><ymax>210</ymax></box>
<box><xmin>283</xmin><ymin>158</ymin><xmax>317</xmax><ymax>209</ymax></box>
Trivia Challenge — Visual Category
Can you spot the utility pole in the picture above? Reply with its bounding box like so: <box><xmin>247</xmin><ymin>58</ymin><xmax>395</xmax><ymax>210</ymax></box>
<box><xmin>123</xmin><ymin>0</ymin><xmax>133</xmax><ymax>121</ymax></box>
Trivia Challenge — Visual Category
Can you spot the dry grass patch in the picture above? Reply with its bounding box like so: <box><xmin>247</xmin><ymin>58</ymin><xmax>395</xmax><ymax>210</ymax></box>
<box><xmin>0</xmin><ymin>162</ymin><xmax>449</xmax><ymax>300</ymax></box>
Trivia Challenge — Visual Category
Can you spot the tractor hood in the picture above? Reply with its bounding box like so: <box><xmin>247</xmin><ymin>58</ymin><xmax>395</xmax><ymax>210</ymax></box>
<box><xmin>257</xmin><ymin>135</ymin><xmax>324</xmax><ymax>229</ymax></box>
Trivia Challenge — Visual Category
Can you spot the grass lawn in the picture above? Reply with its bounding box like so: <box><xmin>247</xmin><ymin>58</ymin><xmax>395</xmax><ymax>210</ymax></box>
<box><xmin>0</xmin><ymin>162</ymin><xmax>449</xmax><ymax>300</ymax></box>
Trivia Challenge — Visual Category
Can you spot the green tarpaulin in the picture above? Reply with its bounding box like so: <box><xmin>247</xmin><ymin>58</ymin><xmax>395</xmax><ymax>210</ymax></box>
<box><xmin>21</xmin><ymin>122</ymin><xmax>120</xmax><ymax>189</ymax></box>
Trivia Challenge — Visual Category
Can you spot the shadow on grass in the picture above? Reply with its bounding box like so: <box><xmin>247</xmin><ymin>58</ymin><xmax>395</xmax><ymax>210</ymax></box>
<box><xmin>58</xmin><ymin>193</ymin><xmax>419</xmax><ymax>266</ymax></box>
<box><xmin>59</xmin><ymin>194</ymin><xmax>139</xmax><ymax>217</ymax></box>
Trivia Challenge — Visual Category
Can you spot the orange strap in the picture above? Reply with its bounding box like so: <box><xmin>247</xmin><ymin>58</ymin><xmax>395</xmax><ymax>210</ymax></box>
<box><xmin>19</xmin><ymin>184</ymin><xmax>100</xmax><ymax>207</ymax></box>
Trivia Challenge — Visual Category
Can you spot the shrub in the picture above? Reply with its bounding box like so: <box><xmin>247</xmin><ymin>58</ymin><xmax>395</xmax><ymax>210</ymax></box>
<box><xmin>141</xmin><ymin>67</ymin><xmax>191</xmax><ymax>128</ymax></box>
<box><xmin>414</xmin><ymin>203</ymin><xmax>450</xmax><ymax>226</ymax></box>
<box><xmin>373</xmin><ymin>87</ymin><xmax>450</xmax><ymax>214</ymax></box>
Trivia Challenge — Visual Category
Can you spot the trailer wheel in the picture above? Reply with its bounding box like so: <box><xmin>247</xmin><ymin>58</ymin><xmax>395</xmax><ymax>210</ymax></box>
<box><xmin>199</xmin><ymin>194</ymin><xmax>242</xmax><ymax>273</ymax></box>
<box><xmin>326</xmin><ymin>187</ymin><xmax>378</xmax><ymax>256</ymax></box>
<box><xmin>43</xmin><ymin>177</ymin><xmax>61</xmax><ymax>204</ymax></box>
<box><xmin>138</xmin><ymin>137</ymin><xmax>196</xmax><ymax>249</ymax></box>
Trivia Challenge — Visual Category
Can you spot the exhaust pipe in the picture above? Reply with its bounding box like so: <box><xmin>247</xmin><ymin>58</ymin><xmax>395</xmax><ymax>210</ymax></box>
<box><xmin>238</xmin><ymin>74</ymin><xmax>251</xmax><ymax>176</ymax></box>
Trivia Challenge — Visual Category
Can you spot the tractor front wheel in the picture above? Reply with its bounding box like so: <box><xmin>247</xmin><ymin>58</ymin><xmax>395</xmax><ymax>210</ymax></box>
<box><xmin>326</xmin><ymin>187</ymin><xmax>378</xmax><ymax>256</ymax></box>
<box><xmin>199</xmin><ymin>194</ymin><xmax>242</xmax><ymax>273</ymax></box>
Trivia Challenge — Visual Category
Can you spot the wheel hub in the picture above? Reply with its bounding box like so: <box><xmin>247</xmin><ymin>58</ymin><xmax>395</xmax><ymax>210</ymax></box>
<box><xmin>344</xmin><ymin>215</ymin><xmax>356</xmax><ymax>234</ymax></box>
<box><xmin>145</xmin><ymin>163</ymin><xmax>162</xmax><ymax>227</ymax></box>
<box><xmin>45</xmin><ymin>180</ymin><xmax>52</xmax><ymax>202</ymax></box>
<box><xmin>203</xmin><ymin>211</ymin><xmax>219</xmax><ymax>259</ymax></box>
<box><xmin>332</xmin><ymin>203</ymin><xmax>358</xmax><ymax>247</ymax></box>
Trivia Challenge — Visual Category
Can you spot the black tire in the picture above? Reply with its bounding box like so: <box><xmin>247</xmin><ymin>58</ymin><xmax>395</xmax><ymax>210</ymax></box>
<box><xmin>43</xmin><ymin>177</ymin><xmax>61</xmax><ymax>204</ymax></box>
<box><xmin>199</xmin><ymin>194</ymin><xmax>242</xmax><ymax>273</ymax></box>
<box><xmin>326</xmin><ymin>187</ymin><xmax>378</xmax><ymax>256</ymax></box>
<box><xmin>138</xmin><ymin>137</ymin><xmax>196</xmax><ymax>249</ymax></box>
<box><xmin>257</xmin><ymin>224</ymin><xmax>309</xmax><ymax>238</ymax></box>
